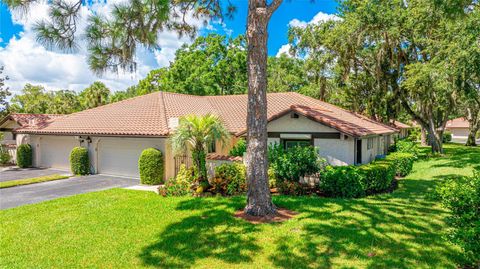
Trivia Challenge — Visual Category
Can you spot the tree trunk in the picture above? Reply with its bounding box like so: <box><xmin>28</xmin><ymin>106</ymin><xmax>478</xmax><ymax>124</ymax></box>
<box><xmin>465</xmin><ymin>107</ymin><xmax>479</xmax><ymax>147</ymax></box>
<box><xmin>421</xmin><ymin>126</ymin><xmax>428</xmax><ymax>146</ymax></box>
<box><xmin>426</xmin><ymin>122</ymin><xmax>444</xmax><ymax>154</ymax></box>
<box><xmin>244</xmin><ymin>0</ymin><xmax>278</xmax><ymax>217</ymax></box>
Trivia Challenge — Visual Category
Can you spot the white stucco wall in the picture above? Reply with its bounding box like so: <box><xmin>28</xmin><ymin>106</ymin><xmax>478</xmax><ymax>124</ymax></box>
<box><xmin>449</xmin><ymin>128</ymin><xmax>469</xmax><ymax>139</ymax></box>
<box><xmin>361</xmin><ymin>136</ymin><xmax>385</xmax><ymax>164</ymax></box>
<box><xmin>267</xmin><ymin>113</ymin><xmax>338</xmax><ymax>133</ymax></box>
<box><xmin>314</xmin><ymin>136</ymin><xmax>355</xmax><ymax>165</ymax></box>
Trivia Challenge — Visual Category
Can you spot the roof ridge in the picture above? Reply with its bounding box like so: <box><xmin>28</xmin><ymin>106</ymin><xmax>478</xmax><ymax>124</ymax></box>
<box><xmin>159</xmin><ymin>91</ymin><xmax>170</xmax><ymax>135</ymax></box>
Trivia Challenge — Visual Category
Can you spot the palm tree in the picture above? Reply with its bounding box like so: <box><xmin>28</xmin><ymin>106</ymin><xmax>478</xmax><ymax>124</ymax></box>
<box><xmin>170</xmin><ymin>114</ymin><xmax>230</xmax><ymax>185</ymax></box>
<box><xmin>81</xmin><ymin>81</ymin><xmax>110</xmax><ymax>109</ymax></box>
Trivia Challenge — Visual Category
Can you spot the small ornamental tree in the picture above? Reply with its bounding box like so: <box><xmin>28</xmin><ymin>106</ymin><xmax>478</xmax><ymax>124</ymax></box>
<box><xmin>170</xmin><ymin>114</ymin><xmax>230</xmax><ymax>186</ymax></box>
<box><xmin>138</xmin><ymin>148</ymin><xmax>164</xmax><ymax>185</ymax></box>
<box><xmin>16</xmin><ymin>144</ymin><xmax>32</xmax><ymax>168</ymax></box>
<box><xmin>69</xmin><ymin>147</ymin><xmax>89</xmax><ymax>175</ymax></box>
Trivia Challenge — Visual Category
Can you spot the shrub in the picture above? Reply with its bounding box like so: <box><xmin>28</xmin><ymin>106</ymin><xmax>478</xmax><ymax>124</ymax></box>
<box><xmin>268</xmin><ymin>167</ymin><xmax>277</xmax><ymax>188</ymax></box>
<box><xmin>16</xmin><ymin>144</ymin><xmax>32</xmax><ymax>168</ymax></box>
<box><xmin>69</xmin><ymin>147</ymin><xmax>89</xmax><ymax>175</ymax></box>
<box><xmin>395</xmin><ymin>140</ymin><xmax>419</xmax><ymax>158</ymax></box>
<box><xmin>319</xmin><ymin>166</ymin><xmax>365</xmax><ymax>198</ymax></box>
<box><xmin>229</xmin><ymin>139</ymin><xmax>247</xmax><ymax>157</ymax></box>
<box><xmin>359</xmin><ymin>160</ymin><xmax>396</xmax><ymax>194</ymax></box>
<box><xmin>443</xmin><ymin>131</ymin><xmax>452</xmax><ymax>143</ymax></box>
<box><xmin>158</xmin><ymin>164</ymin><xmax>195</xmax><ymax>196</ymax></box>
<box><xmin>276</xmin><ymin>180</ymin><xmax>310</xmax><ymax>196</ymax></box>
<box><xmin>268</xmin><ymin>144</ymin><xmax>321</xmax><ymax>182</ymax></box>
<box><xmin>385</xmin><ymin>152</ymin><xmax>415</xmax><ymax>177</ymax></box>
<box><xmin>0</xmin><ymin>146</ymin><xmax>11</xmax><ymax>164</ymax></box>
<box><xmin>210</xmin><ymin>162</ymin><xmax>246</xmax><ymax>196</ymax></box>
<box><xmin>437</xmin><ymin>172</ymin><xmax>480</xmax><ymax>267</ymax></box>
<box><xmin>138</xmin><ymin>148</ymin><xmax>164</xmax><ymax>185</ymax></box>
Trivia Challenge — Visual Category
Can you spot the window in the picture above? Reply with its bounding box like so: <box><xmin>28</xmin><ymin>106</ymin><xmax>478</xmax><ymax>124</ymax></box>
<box><xmin>291</xmin><ymin>113</ymin><xmax>300</xmax><ymax>119</ymax></box>
<box><xmin>367</xmin><ymin>138</ymin><xmax>374</xmax><ymax>150</ymax></box>
<box><xmin>208</xmin><ymin>140</ymin><xmax>216</xmax><ymax>153</ymax></box>
<box><xmin>12</xmin><ymin>133</ymin><xmax>17</xmax><ymax>140</ymax></box>
<box><xmin>283</xmin><ymin>139</ymin><xmax>311</xmax><ymax>149</ymax></box>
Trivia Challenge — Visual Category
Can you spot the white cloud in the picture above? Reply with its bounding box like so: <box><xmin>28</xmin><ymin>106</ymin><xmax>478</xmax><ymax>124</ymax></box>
<box><xmin>276</xmin><ymin>11</ymin><xmax>340</xmax><ymax>57</ymax></box>
<box><xmin>276</xmin><ymin>44</ymin><xmax>292</xmax><ymax>57</ymax></box>
<box><xmin>1</xmin><ymin>1</ymin><xmax>205</xmax><ymax>94</ymax></box>
<box><xmin>288</xmin><ymin>12</ymin><xmax>340</xmax><ymax>29</ymax></box>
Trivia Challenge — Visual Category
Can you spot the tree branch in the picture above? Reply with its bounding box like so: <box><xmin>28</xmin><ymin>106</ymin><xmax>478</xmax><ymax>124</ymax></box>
<box><xmin>267</xmin><ymin>0</ymin><xmax>283</xmax><ymax>18</ymax></box>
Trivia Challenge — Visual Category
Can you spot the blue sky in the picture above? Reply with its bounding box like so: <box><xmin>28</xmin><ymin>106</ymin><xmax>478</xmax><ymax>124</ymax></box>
<box><xmin>0</xmin><ymin>0</ymin><xmax>338</xmax><ymax>92</ymax></box>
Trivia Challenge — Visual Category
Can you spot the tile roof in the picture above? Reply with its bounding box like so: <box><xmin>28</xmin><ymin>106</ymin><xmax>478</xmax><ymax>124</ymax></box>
<box><xmin>390</xmin><ymin>120</ymin><xmax>412</xmax><ymax>129</ymax></box>
<box><xmin>14</xmin><ymin>91</ymin><xmax>398</xmax><ymax>137</ymax></box>
<box><xmin>446</xmin><ymin>117</ymin><xmax>469</xmax><ymax>129</ymax></box>
<box><xmin>0</xmin><ymin>113</ymin><xmax>63</xmax><ymax>128</ymax></box>
<box><xmin>206</xmin><ymin>154</ymin><xmax>243</xmax><ymax>162</ymax></box>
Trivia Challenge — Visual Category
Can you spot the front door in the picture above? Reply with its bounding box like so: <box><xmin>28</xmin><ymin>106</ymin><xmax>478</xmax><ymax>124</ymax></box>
<box><xmin>356</xmin><ymin>139</ymin><xmax>362</xmax><ymax>164</ymax></box>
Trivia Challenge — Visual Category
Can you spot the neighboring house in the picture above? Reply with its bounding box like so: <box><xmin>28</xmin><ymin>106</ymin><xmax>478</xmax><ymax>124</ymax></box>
<box><xmin>446</xmin><ymin>118</ymin><xmax>470</xmax><ymax>141</ymax></box>
<box><xmin>390</xmin><ymin>121</ymin><xmax>412</xmax><ymax>139</ymax></box>
<box><xmin>0</xmin><ymin>114</ymin><xmax>63</xmax><ymax>163</ymax></box>
<box><xmin>4</xmin><ymin>92</ymin><xmax>398</xmax><ymax>179</ymax></box>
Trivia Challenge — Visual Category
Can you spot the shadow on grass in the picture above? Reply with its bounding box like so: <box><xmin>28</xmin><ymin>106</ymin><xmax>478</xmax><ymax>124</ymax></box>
<box><xmin>430</xmin><ymin>144</ymin><xmax>480</xmax><ymax>171</ymax></box>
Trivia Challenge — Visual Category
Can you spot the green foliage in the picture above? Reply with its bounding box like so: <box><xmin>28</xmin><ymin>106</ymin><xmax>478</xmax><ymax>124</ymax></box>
<box><xmin>16</xmin><ymin>144</ymin><xmax>32</xmax><ymax>168</ymax></box>
<box><xmin>0</xmin><ymin>66</ymin><xmax>11</xmax><ymax>118</ymax></box>
<box><xmin>0</xmin><ymin>146</ymin><xmax>11</xmax><ymax>164</ymax></box>
<box><xmin>437</xmin><ymin>172</ymin><xmax>480</xmax><ymax>266</ymax></box>
<box><xmin>276</xmin><ymin>180</ymin><xmax>310</xmax><ymax>196</ymax></box>
<box><xmin>229</xmin><ymin>139</ymin><xmax>246</xmax><ymax>157</ymax></box>
<box><xmin>443</xmin><ymin>131</ymin><xmax>452</xmax><ymax>143</ymax></box>
<box><xmin>158</xmin><ymin>165</ymin><xmax>195</xmax><ymax>197</ymax></box>
<box><xmin>80</xmin><ymin>81</ymin><xmax>110</xmax><ymax>109</ymax></box>
<box><xmin>69</xmin><ymin>147</ymin><xmax>89</xmax><ymax>175</ymax></box>
<box><xmin>170</xmin><ymin>114</ymin><xmax>230</xmax><ymax>183</ymax></box>
<box><xmin>268</xmin><ymin>167</ymin><xmax>277</xmax><ymax>189</ymax></box>
<box><xmin>359</xmin><ymin>160</ymin><xmax>395</xmax><ymax>194</ymax></box>
<box><xmin>395</xmin><ymin>140</ymin><xmax>420</xmax><ymax>158</ymax></box>
<box><xmin>268</xmin><ymin>144</ymin><xmax>322</xmax><ymax>182</ymax></box>
<box><xmin>138</xmin><ymin>148</ymin><xmax>164</xmax><ymax>185</ymax></box>
<box><xmin>210</xmin><ymin>163</ymin><xmax>246</xmax><ymax>196</ymax></box>
<box><xmin>319</xmin><ymin>166</ymin><xmax>365</xmax><ymax>198</ymax></box>
<box><xmin>385</xmin><ymin>152</ymin><xmax>415</xmax><ymax>177</ymax></box>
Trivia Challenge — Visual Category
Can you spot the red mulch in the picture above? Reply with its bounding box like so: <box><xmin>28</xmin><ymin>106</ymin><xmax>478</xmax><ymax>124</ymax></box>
<box><xmin>234</xmin><ymin>208</ymin><xmax>298</xmax><ymax>224</ymax></box>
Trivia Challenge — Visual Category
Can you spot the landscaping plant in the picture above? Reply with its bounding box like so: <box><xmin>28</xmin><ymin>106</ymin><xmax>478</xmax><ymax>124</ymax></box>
<box><xmin>229</xmin><ymin>139</ymin><xmax>247</xmax><ymax>157</ymax></box>
<box><xmin>319</xmin><ymin>166</ymin><xmax>366</xmax><ymax>198</ymax></box>
<box><xmin>268</xmin><ymin>144</ymin><xmax>322</xmax><ymax>183</ymax></box>
<box><xmin>359</xmin><ymin>160</ymin><xmax>396</xmax><ymax>194</ymax></box>
<box><xmin>69</xmin><ymin>147</ymin><xmax>89</xmax><ymax>175</ymax></box>
<box><xmin>16</xmin><ymin>144</ymin><xmax>32</xmax><ymax>168</ymax></box>
<box><xmin>0</xmin><ymin>146</ymin><xmax>11</xmax><ymax>165</ymax></box>
<box><xmin>385</xmin><ymin>152</ymin><xmax>415</xmax><ymax>177</ymax></box>
<box><xmin>170</xmin><ymin>114</ymin><xmax>230</xmax><ymax>189</ymax></box>
<box><xmin>158</xmin><ymin>165</ymin><xmax>195</xmax><ymax>197</ymax></box>
<box><xmin>210</xmin><ymin>163</ymin><xmax>246</xmax><ymax>196</ymax></box>
<box><xmin>437</xmin><ymin>171</ymin><xmax>480</xmax><ymax>267</ymax></box>
<box><xmin>138</xmin><ymin>148</ymin><xmax>164</xmax><ymax>185</ymax></box>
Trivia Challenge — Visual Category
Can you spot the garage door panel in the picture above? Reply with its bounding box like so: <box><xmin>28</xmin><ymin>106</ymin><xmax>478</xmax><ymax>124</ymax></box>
<box><xmin>97</xmin><ymin>138</ymin><xmax>165</xmax><ymax>178</ymax></box>
<box><xmin>40</xmin><ymin>136</ymin><xmax>79</xmax><ymax>170</ymax></box>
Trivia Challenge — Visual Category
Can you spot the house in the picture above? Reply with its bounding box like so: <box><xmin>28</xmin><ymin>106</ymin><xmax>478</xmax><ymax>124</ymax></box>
<box><xmin>390</xmin><ymin>120</ymin><xmax>412</xmax><ymax>139</ymax></box>
<box><xmin>0</xmin><ymin>113</ymin><xmax>63</xmax><ymax>163</ymax></box>
<box><xmin>446</xmin><ymin>117</ymin><xmax>470</xmax><ymax>141</ymax></box>
<box><xmin>2</xmin><ymin>92</ymin><xmax>398</xmax><ymax>179</ymax></box>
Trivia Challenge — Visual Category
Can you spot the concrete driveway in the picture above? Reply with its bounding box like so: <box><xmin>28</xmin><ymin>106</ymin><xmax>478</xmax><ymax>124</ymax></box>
<box><xmin>0</xmin><ymin>167</ymin><xmax>70</xmax><ymax>182</ymax></box>
<box><xmin>0</xmin><ymin>174</ymin><xmax>139</xmax><ymax>209</ymax></box>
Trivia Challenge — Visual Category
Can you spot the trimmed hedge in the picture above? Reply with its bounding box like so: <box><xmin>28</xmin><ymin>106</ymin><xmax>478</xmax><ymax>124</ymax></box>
<box><xmin>70</xmin><ymin>147</ymin><xmax>89</xmax><ymax>175</ymax></box>
<box><xmin>319</xmin><ymin>166</ymin><xmax>365</xmax><ymax>198</ymax></box>
<box><xmin>385</xmin><ymin>152</ymin><xmax>415</xmax><ymax>177</ymax></box>
<box><xmin>16</xmin><ymin>144</ymin><xmax>32</xmax><ymax>168</ymax></box>
<box><xmin>359</xmin><ymin>160</ymin><xmax>395</xmax><ymax>194</ymax></box>
<box><xmin>138</xmin><ymin>148</ymin><xmax>164</xmax><ymax>185</ymax></box>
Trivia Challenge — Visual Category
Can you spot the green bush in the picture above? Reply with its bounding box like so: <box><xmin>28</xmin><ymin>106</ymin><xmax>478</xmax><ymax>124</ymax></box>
<box><xmin>359</xmin><ymin>160</ymin><xmax>396</xmax><ymax>194</ymax></box>
<box><xmin>16</xmin><ymin>144</ymin><xmax>32</xmax><ymax>168</ymax></box>
<box><xmin>158</xmin><ymin>164</ymin><xmax>194</xmax><ymax>196</ymax></box>
<box><xmin>138</xmin><ymin>148</ymin><xmax>164</xmax><ymax>185</ymax></box>
<box><xmin>69</xmin><ymin>147</ymin><xmax>89</xmax><ymax>175</ymax></box>
<box><xmin>319</xmin><ymin>166</ymin><xmax>365</xmax><ymax>198</ymax></box>
<box><xmin>268</xmin><ymin>167</ymin><xmax>277</xmax><ymax>188</ymax></box>
<box><xmin>385</xmin><ymin>152</ymin><xmax>415</xmax><ymax>177</ymax></box>
<box><xmin>0</xmin><ymin>146</ymin><xmax>11</xmax><ymax>164</ymax></box>
<box><xmin>443</xmin><ymin>131</ymin><xmax>452</xmax><ymax>143</ymax></box>
<box><xmin>211</xmin><ymin>162</ymin><xmax>246</xmax><ymax>196</ymax></box>
<box><xmin>276</xmin><ymin>180</ymin><xmax>310</xmax><ymax>196</ymax></box>
<box><xmin>437</xmin><ymin>172</ymin><xmax>480</xmax><ymax>266</ymax></box>
<box><xmin>395</xmin><ymin>140</ymin><xmax>419</xmax><ymax>158</ymax></box>
<box><xmin>229</xmin><ymin>139</ymin><xmax>247</xmax><ymax>157</ymax></box>
<box><xmin>268</xmin><ymin>144</ymin><xmax>321</xmax><ymax>182</ymax></box>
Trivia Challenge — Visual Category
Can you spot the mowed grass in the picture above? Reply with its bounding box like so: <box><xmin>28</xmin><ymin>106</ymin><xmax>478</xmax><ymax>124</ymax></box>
<box><xmin>0</xmin><ymin>144</ymin><xmax>478</xmax><ymax>268</ymax></box>
<box><xmin>0</xmin><ymin>174</ymin><xmax>70</xmax><ymax>188</ymax></box>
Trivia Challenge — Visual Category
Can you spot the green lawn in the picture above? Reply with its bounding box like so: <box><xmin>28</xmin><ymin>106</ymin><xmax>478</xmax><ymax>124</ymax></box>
<box><xmin>0</xmin><ymin>174</ymin><xmax>70</xmax><ymax>188</ymax></box>
<box><xmin>0</xmin><ymin>144</ymin><xmax>478</xmax><ymax>268</ymax></box>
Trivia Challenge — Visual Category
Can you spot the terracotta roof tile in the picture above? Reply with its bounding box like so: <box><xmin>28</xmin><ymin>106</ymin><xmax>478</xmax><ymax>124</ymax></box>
<box><xmin>390</xmin><ymin>120</ymin><xmax>411</xmax><ymax>129</ymax></box>
<box><xmin>206</xmin><ymin>154</ymin><xmax>243</xmax><ymax>162</ymax></box>
<box><xmin>446</xmin><ymin>117</ymin><xmax>469</xmax><ymax>128</ymax></box>
<box><xmin>0</xmin><ymin>113</ymin><xmax>63</xmax><ymax>128</ymax></box>
<box><xmin>15</xmin><ymin>91</ymin><xmax>398</xmax><ymax>137</ymax></box>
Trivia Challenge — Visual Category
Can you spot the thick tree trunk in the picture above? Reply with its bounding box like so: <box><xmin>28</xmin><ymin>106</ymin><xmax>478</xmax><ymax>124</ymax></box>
<box><xmin>421</xmin><ymin>126</ymin><xmax>428</xmax><ymax>146</ymax></box>
<box><xmin>244</xmin><ymin>0</ymin><xmax>278</xmax><ymax>217</ymax></box>
<box><xmin>425</xmin><ymin>121</ymin><xmax>444</xmax><ymax>154</ymax></box>
<box><xmin>465</xmin><ymin>107</ymin><xmax>479</xmax><ymax>147</ymax></box>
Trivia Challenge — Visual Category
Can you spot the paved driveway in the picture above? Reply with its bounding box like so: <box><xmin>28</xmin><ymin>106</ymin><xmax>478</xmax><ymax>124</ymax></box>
<box><xmin>0</xmin><ymin>168</ymin><xmax>70</xmax><ymax>182</ymax></box>
<box><xmin>0</xmin><ymin>175</ymin><xmax>139</xmax><ymax>209</ymax></box>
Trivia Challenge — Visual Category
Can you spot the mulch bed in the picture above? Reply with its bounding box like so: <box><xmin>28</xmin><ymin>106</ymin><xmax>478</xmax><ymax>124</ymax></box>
<box><xmin>234</xmin><ymin>208</ymin><xmax>298</xmax><ymax>224</ymax></box>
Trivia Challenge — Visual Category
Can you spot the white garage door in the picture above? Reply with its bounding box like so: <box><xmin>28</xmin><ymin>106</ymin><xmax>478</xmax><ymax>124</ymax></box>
<box><xmin>40</xmin><ymin>136</ymin><xmax>79</xmax><ymax>170</ymax></box>
<box><xmin>97</xmin><ymin>138</ymin><xmax>165</xmax><ymax>178</ymax></box>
